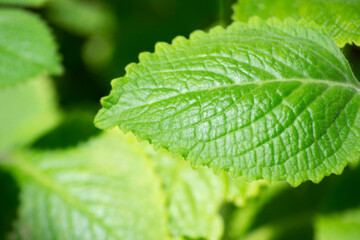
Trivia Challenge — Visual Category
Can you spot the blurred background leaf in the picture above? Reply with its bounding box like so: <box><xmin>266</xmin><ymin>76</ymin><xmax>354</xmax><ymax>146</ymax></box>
<box><xmin>0</xmin><ymin>0</ymin><xmax>48</xmax><ymax>7</ymax></box>
<box><xmin>6</xmin><ymin>131</ymin><xmax>169</xmax><ymax>240</ymax></box>
<box><xmin>43</xmin><ymin>0</ymin><xmax>226</xmax><ymax>108</ymax></box>
<box><xmin>0</xmin><ymin>9</ymin><xmax>62</xmax><ymax>87</ymax></box>
<box><xmin>0</xmin><ymin>76</ymin><xmax>60</xmax><ymax>152</ymax></box>
<box><xmin>224</xmin><ymin>165</ymin><xmax>360</xmax><ymax>240</ymax></box>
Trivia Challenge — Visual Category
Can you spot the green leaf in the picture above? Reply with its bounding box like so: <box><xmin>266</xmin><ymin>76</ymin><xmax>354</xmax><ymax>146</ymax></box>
<box><xmin>144</xmin><ymin>143</ymin><xmax>264</xmax><ymax>240</ymax></box>
<box><xmin>0</xmin><ymin>0</ymin><xmax>48</xmax><ymax>7</ymax></box>
<box><xmin>0</xmin><ymin>9</ymin><xmax>62</xmax><ymax>87</ymax></box>
<box><xmin>0</xmin><ymin>75</ymin><xmax>60</xmax><ymax>151</ymax></box>
<box><xmin>7</xmin><ymin>130</ymin><xmax>169</xmax><ymax>240</ymax></box>
<box><xmin>95</xmin><ymin>17</ymin><xmax>360</xmax><ymax>186</ymax></box>
<box><xmin>315</xmin><ymin>208</ymin><xmax>360</xmax><ymax>240</ymax></box>
<box><xmin>232</xmin><ymin>0</ymin><xmax>360</xmax><ymax>47</ymax></box>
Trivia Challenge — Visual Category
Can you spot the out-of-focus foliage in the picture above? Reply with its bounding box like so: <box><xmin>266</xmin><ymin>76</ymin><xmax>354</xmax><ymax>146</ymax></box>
<box><xmin>0</xmin><ymin>76</ymin><xmax>60</xmax><ymax>151</ymax></box>
<box><xmin>46</xmin><ymin>0</ymin><xmax>220</xmax><ymax>107</ymax></box>
<box><xmin>45</xmin><ymin>0</ymin><xmax>114</xmax><ymax>37</ymax></box>
<box><xmin>0</xmin><ymin>9</ymin><xmax>62</xmax><ymax>87</ymax></box>
<box><xmin>0</xmin><ymin>0</ymin><xmax>48</xmax><ymax>7</ymax></box>
<box><xmin>224</xmin><ymin>165</ymin><xmax>360</xmax><ymax>240</ymax></box>
<box><xmin>315</xmin><ymin>166</ymin><xmax>360</xmax><ymax>240</ymax></box>
<box><xmin>146</xmin><ymin>146</ymin><xmax>265</xmax><ymax>240</ymax></box>
<box><xmin>316</xmin><ymin>209</ymin><xmax>360</xmax><ymax>240</ymax></box>
<box><xmin>7</xmin><ymin>131</ymin><xmax>170</xmax><ymax>240</ymax></box>
<box><xmin>2</xmin><ymin>130</ymin><xmax>266</xmax><ymax>240</ymax></box>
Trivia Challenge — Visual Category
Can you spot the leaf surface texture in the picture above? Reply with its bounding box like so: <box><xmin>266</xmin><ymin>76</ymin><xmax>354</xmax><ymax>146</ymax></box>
<box><xmin>95</xmin><ymin>18</ymin><xmax>360</xmax><ymax>185</ymax></box>
<box><xmin>232</xmin><ymin>0</ymin><xmax>360</xmax><ymax>47</ymax></box>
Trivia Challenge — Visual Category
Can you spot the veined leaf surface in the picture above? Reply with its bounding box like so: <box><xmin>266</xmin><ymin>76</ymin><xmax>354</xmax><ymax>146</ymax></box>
<box><xmin>95</xmin><ymin>18</ymin><xmax>360</xmax><ymax>186</ymax></box>
<box><xmin>7</xmin><ymin>131</ymin><xmax>169</xmax><ymax>240</ymax></box>
<box><xmin>232</xmin><ymin>0</ymin><xmax>360</xmax><ymax>47</ymax></box>
<box><xmin>0</xmin><ymin>9</ymin><xmax>62</xmax><ymax>87</ymax></box>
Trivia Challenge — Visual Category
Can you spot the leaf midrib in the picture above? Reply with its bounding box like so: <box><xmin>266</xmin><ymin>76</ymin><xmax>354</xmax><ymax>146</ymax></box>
<box><xmin>97</xmin><ymin>78</ymin><xmax>360</xmax><ymax>126</ymax></box>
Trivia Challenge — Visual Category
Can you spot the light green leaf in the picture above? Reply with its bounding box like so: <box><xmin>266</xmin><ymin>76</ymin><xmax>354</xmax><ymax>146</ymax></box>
<box><xmin>0</xmin><ymin>75</ymin><xmax>60</xmax><ymax>152</ymax></box>
<box><xmin>232</xmin><ymin>0</ymin><xmax>360</xmax><ymax>47</ymax></box>
<box><xmin>0</xmin><ymin>0</ymin><xmax>48</xmax><ymax>7</ymax></box>
<box><xmin>0</xmin><ymin>9</ymin><xmax>62</xmax><ymax>87</ymax></box>
<box><xmin>144</xmin><ymin>143</ymin><xmax>264</xmax><ymax>240</ymax></box>
<box><xmin>95</xmin><ymin>17</ymin><xmax>360</xmax><ymax>186</ymax></box>
<box><xmin>315</xmin><ymin>208</ymin><xmax>360</xmax><ymax>240</ymax></box>
<box><xmin>7</xmin><ymin>130</ymin><xmax>169</xmax><ymax>240</ymax></box>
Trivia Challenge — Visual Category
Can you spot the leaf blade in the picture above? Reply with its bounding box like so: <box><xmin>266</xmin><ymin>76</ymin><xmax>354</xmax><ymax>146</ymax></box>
<box><xmin>95</xmin><ymin>18</ymin><xmax>360</xmax><ymax>185</ymax></box>
<box><xmin>232</xmin><ymin>0</ymin><xmax>360</xmax><ymax>47</ymax></box>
